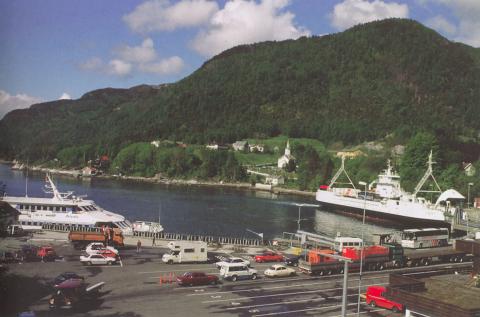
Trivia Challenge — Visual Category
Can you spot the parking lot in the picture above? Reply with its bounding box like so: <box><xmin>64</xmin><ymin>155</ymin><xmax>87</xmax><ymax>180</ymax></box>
<box><xmin>1</xmin><ymin>237</ymin><xmax>404</xmax><ymax>317</ymax></box>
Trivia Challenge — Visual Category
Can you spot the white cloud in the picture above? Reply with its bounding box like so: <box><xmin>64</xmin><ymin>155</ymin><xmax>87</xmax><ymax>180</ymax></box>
<box><xmin>108</xmin><ymin>59</ymin><xmax>133</xmax><ymax>77</ymax></box>
<box><xmin>115</xmin><ymin>38</ymin><xmax>157</xmax><ymax>64</ymax></box>
<box><xmin>80</xmin><ymin>38</ymin><xmax>185</xmax><ymax>77</ymax></box>
<box><xmin>191</xmin><ymin>0</ymin><xmax>310</xmax><ymax>57</ymax></box>
<box><xmin>425</xmin><ymin>15</ymin><xmax>456</xmax><ymax>35</ymax></box>
<box><xmin>429</xmin><ymin>0</ymin><xmax>480</xmax><ymax>47</ymax></box>
<box><xmin>79</xmin><ymin>57</ymin><xmax>103</xmax><ymax>71</ymax></box>
<box><xmin>0</xmin><ymin>90</ymin><xmax>43</xmax><ymax>119</ymax></box>
<box><xmin>58</xmin><ymin>93</ymin><xmax>72</xmax><ymax>100</ymax></box>
<box><xmin>331</xmin><ymin>0</ymin><xmax>409</xmax><ymax>30</ymax></box>
<box><xmin>124</xmin><ymin>0</ymin><xmax>219</xmax><ymax>33</ymax></box>
<box><xmin>139</xmin><ymin>56</ymin><xmax>185</xmax><ymax>75</ymax></box>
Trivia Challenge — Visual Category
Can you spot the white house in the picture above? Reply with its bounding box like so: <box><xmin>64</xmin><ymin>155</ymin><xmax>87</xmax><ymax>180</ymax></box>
<box><xmin>151</xmin><ymin>140</ymin><xmax>161</xmax><ymax>148</ymax></box>
<box><xmin>249</xmin><ymin>144</ymin><xmax>265</xmax><ymax>153</ymax></box>
<box><xmin>278</xmin><ymin>140</ymin><xmax>295</xmax><ymax>169</ymax></box>
<box><xmin>233</xmin><ymin>141</ymin><xmax>248</xmax><ymax>151</ymax></box>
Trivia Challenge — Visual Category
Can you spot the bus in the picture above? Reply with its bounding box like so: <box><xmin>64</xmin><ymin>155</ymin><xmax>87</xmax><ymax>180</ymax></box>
<box><xmin>400</xmin><ymin>228</ymin><xmax>449</xmax><ymax>249</ymax></box>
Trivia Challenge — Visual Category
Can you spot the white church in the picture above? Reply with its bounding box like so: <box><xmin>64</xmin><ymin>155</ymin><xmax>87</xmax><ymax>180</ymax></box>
<box><xmin>277</xmin><ymin>140</ymin><xmax>295</xmax><ymax>169</ymax></box>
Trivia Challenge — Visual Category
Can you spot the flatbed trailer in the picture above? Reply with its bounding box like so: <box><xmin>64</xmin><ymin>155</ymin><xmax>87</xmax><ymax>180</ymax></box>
<box><xmin>403</xmin><ymin>245</ymin><xmax>470</xmax><ymax>266</ymax></box>
<box><xmin>298</xmin><ymin>255</ymin><xmax>394</xmax><ymax>276</ymax></box>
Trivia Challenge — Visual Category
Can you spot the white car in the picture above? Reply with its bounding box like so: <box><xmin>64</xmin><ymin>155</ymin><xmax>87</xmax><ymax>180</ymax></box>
<box><xmin>80</xmin><ymin>254</ymin><xmax>117</xmax><ymax>266</ymax></box>
<box><xmin>85</xmin><ymin>243</ymin><xmax>118</xmax><ymax>255</ymax></box>
<box><xmin>215</xmin><ymin>257</ymin><xmax>250</xmax><ymax>269</ymax></box>
<box><xmin>264</xmin><ymin>264</ymin><xmax>296</xmax><ymax>278</ymax></box>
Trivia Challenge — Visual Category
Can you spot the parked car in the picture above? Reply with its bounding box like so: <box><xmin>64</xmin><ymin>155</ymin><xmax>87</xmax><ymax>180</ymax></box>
<box><xmin>18</xmin><ymin>245</ymin><xmax>39</xmax><ymax>262</ymax></box>
<box><xmin>264</xmin><ymin>264</ymin><xmax>296</xmax><ymax>278</ymax></box>
<box><xmin>0</xmin><ymin>250</ymin><xmax>21</xmax><ymax>263</ymax></box>
<box><xmin>37</xmin><ymin>246</ymin><xmax>57</xmax><ymax>261</ymax></box>
<box><xmin>51</xmin><ymin>272</ymin><xmax>84</xmax><ymax>288</ymax></box>
<box><xmin>85</xmin><ymin>243</ymin><xmax>118</xmax><ymax>255</ymax></box>
<box><xmin>215</xmin><ymin>256</ymin><xmax>250</xmax><ymax>269</ymax></box>
<box><xmin>219</xmin><ymin>263</ymin><xmax>257</xmax><ymax>281</ymax></box>
<box><xmin>176</xmin><ymin>272</ymin><xmax>219</xmax><ymax>286</ymax></box>
<box><xmin>365</xmin><ymin>286</ymin><xmax>404</xmax><ymax>313</ymax></box>
<box><xmin>49</xmin><ymin>279</ymin><xmax>105</xmax><ymax>310</ymax></box>
<box><xmin>255</xmin><ymin>251</ymin><xmax>284</xmax><ymax>263</ymax></box>
<box><xmin>80</xmin><ymin>254</ymin><xmax>116</xmax><ymax>266</ymax></box>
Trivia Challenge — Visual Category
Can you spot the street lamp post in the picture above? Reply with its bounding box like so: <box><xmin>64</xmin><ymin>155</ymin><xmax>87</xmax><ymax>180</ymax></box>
<box><xmin>357</xmin><ymin>181</ymin><xmax>367</xmax><ymax>316</ymax></box>
<box><xmin>293</xmin><ymin>203</ymin><xmax>320</xmax><ymax>232</ymax></box>
<box><xmin>468</xmin><ymin>183</ymin><xmax>474</xmax><ymax>209</ymax></box>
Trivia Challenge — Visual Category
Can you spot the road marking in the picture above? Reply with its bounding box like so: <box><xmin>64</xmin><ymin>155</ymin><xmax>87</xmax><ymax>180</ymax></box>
<box><xmin>139</xmin><ymin>267</ymin><xmax>218</xmax><ymax>274</ymax></box>
<box><xmin>203</xmin><ymin>282</ymin><xmax>388</xmax><ymax>304</ymax></box>
<box><xmin>253</xmin><ymin>303</ymin><xmax>385</xmax><ymax>317</ymax></box>
<box><xmin>189</xmin><ymin>275</ymin><xmax>387</xmax><ymax>297</ymax></box>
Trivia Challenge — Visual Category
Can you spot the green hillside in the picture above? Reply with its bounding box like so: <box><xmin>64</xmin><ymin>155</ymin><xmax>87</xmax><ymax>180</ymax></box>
<box><xmin>1</xmin><ymin>18</ymin><xmax>479</xmax><ymax>162</ymax></box>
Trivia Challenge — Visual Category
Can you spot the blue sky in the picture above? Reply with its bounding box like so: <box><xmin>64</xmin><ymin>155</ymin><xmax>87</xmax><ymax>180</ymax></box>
<box><xmin>1</xmin><ymin>0</ymin><xmax>479</xmax><ymax>118</ymax></box>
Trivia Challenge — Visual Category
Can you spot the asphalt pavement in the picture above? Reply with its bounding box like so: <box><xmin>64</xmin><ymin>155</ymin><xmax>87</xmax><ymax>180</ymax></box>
<box><xmin>1</xmin><ymin>236</ymin><xmax>405</xmax><ymax>317</ymax></box>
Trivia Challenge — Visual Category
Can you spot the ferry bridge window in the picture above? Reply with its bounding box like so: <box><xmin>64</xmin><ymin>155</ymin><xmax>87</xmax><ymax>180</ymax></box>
<box><xmin>184</xmin><ymin>248</ymin><xmax>195</xmax><ymax>253</ymax></box>
<box><xmin>62</xmin><ymin>207</ymin><xmax>66</xmax><ymax>212</ymax></box>
<box><xmin>42</xmin><ymin>206</ymin><xmax>47</xmax><ymax>210</ymax></box>
<box><xmin>48</xmin><ymin>206</ymin><xmax>53</xmax><ymax>211</ymax></box>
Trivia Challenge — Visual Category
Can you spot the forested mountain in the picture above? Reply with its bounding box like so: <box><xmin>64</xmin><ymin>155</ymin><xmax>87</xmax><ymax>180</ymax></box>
<box><xmin>1</xmin><ymin>18</ymin><xmax>479</xmax><ymax>162</ymax></box>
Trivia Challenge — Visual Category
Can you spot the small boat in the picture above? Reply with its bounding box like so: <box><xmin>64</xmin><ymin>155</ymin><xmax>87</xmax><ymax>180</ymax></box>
<box><xmin>132</xmin><ymin>221</ymin><xmax>163</xmax><ymax>233</ymax></box>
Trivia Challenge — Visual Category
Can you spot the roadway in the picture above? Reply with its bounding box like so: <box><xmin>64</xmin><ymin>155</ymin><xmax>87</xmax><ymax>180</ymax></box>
<box><xmin>2</xmin><ymin>241</ymin><xmax>472</xmax><ymax>317</ymax></box>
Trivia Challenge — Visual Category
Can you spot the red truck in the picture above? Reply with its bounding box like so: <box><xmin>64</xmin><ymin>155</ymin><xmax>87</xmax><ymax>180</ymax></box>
<box><xmin>365</xmin><ymin>285</ymin><xmax>403</xmax><ymax>313</ymax></box>
<box><xmin>37</xmin><ymin>246</ymin><xmax>57</xmax><ymax>261</ymax></box>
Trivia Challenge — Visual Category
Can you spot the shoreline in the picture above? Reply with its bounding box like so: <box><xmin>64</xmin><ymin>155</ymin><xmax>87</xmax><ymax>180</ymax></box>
<box><xmin>3</xmin><ymin>161</ymin><xmax>316</xmax><ymax>199</ymax></box>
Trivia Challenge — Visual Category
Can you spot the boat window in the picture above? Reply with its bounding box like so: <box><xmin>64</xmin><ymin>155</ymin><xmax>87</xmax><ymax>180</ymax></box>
<box><xmin>42</xmin><ymin>206</ymin><xmax>47</xmax><ymax>210</ymax></box>
<box><xmin>62</xmin><ymin>207</ymin><xmax>66</xmax><ymax>212</ymax></box>
<box><xmin>48</xmin><ymin>206</ymin><xmax>53</xmax><ymax>211</ymax></box>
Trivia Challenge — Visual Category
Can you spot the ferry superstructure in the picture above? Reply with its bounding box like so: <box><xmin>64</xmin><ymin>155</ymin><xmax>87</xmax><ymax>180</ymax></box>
<box><xmin>315</xmin><ymin>152</ymin><xmax>465</xmax><ymax>224</ymax></box>
<box><xmin>2</xmin><ymin>174</ymin><xmax>133</xmax><ymax>233</ymax></box>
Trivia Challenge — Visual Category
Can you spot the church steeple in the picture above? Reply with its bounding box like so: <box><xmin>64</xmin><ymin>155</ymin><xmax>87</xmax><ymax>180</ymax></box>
<box><xmin>285</xmin><ymin>139</ymin><xmax>291</xmax><ymax>156</ymax></box>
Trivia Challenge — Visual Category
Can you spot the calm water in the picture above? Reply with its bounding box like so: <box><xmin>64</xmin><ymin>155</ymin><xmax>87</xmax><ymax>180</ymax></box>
<box><xmin>0</xmin><ymin>164</ymin><xmax>395</xmax><ymax>242</ymax></box>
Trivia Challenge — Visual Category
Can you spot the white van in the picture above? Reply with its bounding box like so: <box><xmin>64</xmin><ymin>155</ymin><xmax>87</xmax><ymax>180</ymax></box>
<box><xmin>219</xmin><ymin>263</ymin><xmax>258</xmax><ymax>281</ymax></box>
<box><xmin>162</xmin><ymin>241</ymin><xmax>208</xmax><ymax>264</ymax></box>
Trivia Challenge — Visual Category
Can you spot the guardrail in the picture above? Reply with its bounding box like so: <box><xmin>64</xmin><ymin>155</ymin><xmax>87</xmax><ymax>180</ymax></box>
<box><xmin>41</xmin><ymin>223</ymin><xmax>263</xmax><ymax>246</ymax></box>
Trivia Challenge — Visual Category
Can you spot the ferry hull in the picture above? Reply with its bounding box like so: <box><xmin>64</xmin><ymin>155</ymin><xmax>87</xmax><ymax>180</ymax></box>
<box><xmin>316</xmin><ymin>191</ymin><xmax>448</xmax><ymax>226</ymax></box>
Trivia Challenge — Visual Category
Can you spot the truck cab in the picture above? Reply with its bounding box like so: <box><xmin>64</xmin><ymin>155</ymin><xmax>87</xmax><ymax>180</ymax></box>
<box><xmin>366</xmin><ymin>285</ymin><xmax>403</xmax><ymax>313</ymax></box>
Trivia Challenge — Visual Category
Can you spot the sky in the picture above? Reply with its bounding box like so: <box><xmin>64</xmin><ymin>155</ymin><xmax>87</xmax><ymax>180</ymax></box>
<box><xmin>1</xmin><ymin>0</ymin><xmax>479</xmax><ymax>118</ymax></box>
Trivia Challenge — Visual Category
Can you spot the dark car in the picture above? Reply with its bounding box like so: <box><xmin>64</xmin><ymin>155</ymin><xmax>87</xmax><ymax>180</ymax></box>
<box><xmin>18</xmin><ymin>245</ymin><xmax>39</xmax><ymax>262</ymax></box>
<box><xmin>0</xmin><ymin>251</ymin><xmax>21</xmax><ymax>263</ymax></box>
<box><xmin>176</xmin><ymin>272</ymin><xmax>218</xmax><ymax>286</ymax></box>
<box><xmin>284</xmin><ymin>254</ymin><xmax>301</xmax><ymax>266</ymax></box>
<box><xmin>49</xmin><ymin>279</ymin><xmax>105</xmax><ymax>310</ymax></box>
<box><xmin>51</xmin><ymin>272</ymin><xmax>84</xmax><ymax>288</ymax></box>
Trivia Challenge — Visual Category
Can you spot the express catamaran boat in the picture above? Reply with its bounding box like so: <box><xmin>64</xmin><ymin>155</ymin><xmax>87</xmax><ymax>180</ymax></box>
<box><xmin>315</xmin><ymin>152</ymin><xmax>465</xmax><ymax>225</ymax></box>
<box><xmin>2</xmin><ymin>174</ymin><xmax>133</xmax><ymax>233</ymax></box>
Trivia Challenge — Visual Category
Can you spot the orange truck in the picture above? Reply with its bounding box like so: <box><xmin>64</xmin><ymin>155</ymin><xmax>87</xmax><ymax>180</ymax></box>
<box><xmin>68</xmin><ymin>228</ymin><xmax>124</xmax><ymax>249</ymax></box>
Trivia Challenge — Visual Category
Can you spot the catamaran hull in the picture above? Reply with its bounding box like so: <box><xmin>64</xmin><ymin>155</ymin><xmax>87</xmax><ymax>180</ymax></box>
<box><xmin>316</xmin><ymin>191</ymin><xmax>448</xmax><ymax>226</ymax></box>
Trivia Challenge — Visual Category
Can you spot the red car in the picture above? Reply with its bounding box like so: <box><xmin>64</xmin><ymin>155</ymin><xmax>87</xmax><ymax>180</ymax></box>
<box><xmin>254</xmin><ymin>251</ymin><xmax>284</xmax><ymax>263</ymax></box>
<box><xmin>97</xmin><ymin>249</ymin><xmax>118</xmax><ymax>259</ymax></box>
<box><xmin>366</xmin><ymin>286</ymin><xmax>403</xmax><ymax>313</ymax></box>
<box><xmin>176</xmin><ymin>272</ymin><xmax>218</xmax><ymax>286</ymax></box>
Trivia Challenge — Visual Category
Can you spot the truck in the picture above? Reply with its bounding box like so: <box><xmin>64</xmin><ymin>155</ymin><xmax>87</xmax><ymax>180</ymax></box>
<box><xmin>298</xmin><ymin>245</ymin><xmax>402</xmax><ymax>276</ymax></box>
<box><xmin>68</xmin><ymin>228</ymin><xmax>124</xmax><ymax>249</ymax></box>
<box><xmin>162</xmin><ymin>241</ymin><xmax>208</xmax><ymax>264</ymax></box>
<box><xmin>298</xmin><ymin>240</ymin><xmax>470</xmax><ymax>275</ymax></box>
<box><xmin>365</xmin><ymin>285</ymin><xmax>404</xmax><ymax>312</ymax></box>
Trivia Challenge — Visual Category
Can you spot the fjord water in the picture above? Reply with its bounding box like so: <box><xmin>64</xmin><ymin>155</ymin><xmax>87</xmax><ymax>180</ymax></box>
<box><xmin>0</xmin><ymin>164</ymin><xmax>394</xmax><ymax>242</ymax></box>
